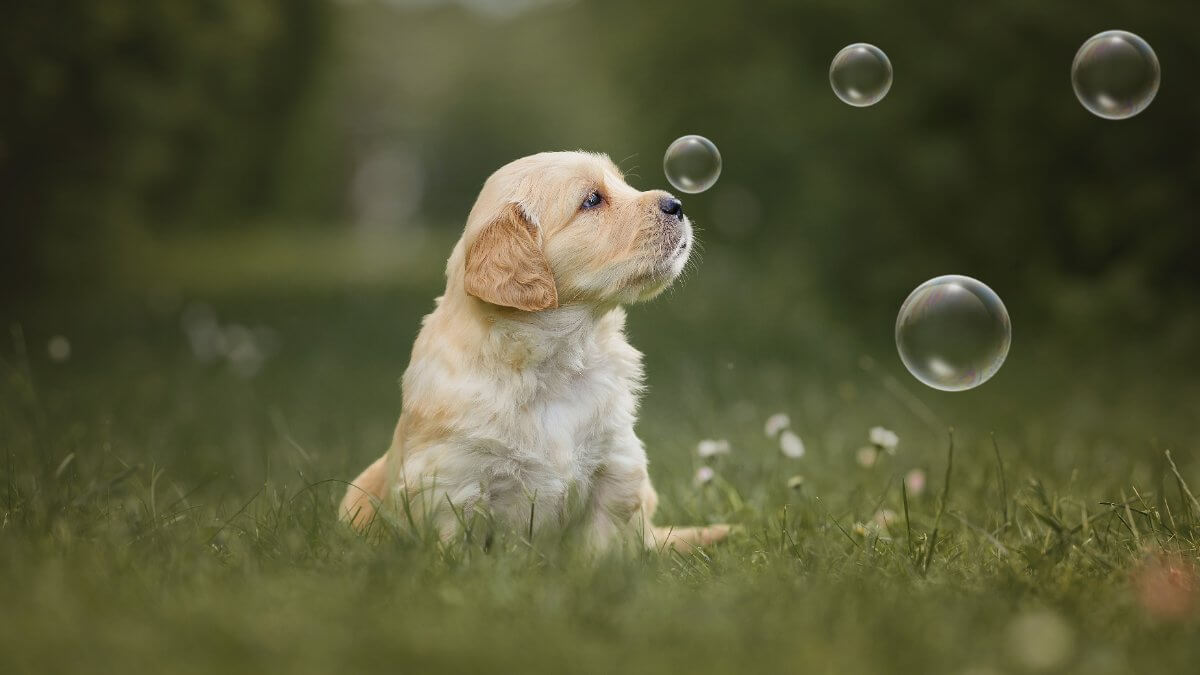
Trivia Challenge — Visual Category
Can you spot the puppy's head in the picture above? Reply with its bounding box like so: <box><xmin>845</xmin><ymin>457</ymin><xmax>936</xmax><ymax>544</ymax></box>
<box><xmin>452</xmin><ymin>152</ymin><xmax>693</xmax><ymax>312</ymax></box>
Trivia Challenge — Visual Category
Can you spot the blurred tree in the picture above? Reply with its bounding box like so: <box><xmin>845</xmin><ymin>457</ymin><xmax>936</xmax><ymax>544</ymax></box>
<box><xmin>0</xmin><ymin>1</ymin><xmax>327</xmax><ymax>296</ymax></box>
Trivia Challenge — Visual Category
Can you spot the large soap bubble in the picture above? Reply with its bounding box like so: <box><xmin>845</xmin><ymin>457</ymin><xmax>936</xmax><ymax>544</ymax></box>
<box><xmin>1072</xmin><ymin>30</ymin><xmax>1160</xmax><ymax>120</ymax></box>
<box><xmin>896</xmin><ymin>275</ymin><xmax>1011</xmax><ymax>392</ymax></box>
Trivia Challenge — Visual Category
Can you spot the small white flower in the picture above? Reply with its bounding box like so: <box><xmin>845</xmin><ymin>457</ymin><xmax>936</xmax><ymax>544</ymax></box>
<box><xmin>694</xmin><ymin>466</ymin><xmax>715</xmax><ymax>486</ymax></box>
<box><xmin>869</xmin><ymin>426</ymin><xmax>899</xmax><ymax>453</ymax></box>
<box><xmin>764</xmin><ymin>412</ymin><xmax>791</xmax><ymax>438</ymax></box>
<box><xmin>47</xmin><ymin>335</ymin><xmax>71</xmax><ymax>362</ymax></box>
<box><xmin>696</xmin><ymin>439</ymin><xmax>731</xmax><ymax>458</ymax></box>
<box><xmin>904</xmin><ymin>468</ymin><xmax>927</xmax><ymax>496</ymax></box>
<box><xmin>856</xmin><ymin>446</ymin><xmax>878</xmax><ymax>468</ymax></box>
<box><xmin>779</xmin><ymin>430</ymin><xmax>805</xmax><ymax>458</ymax></box>
<box><xmin>786</xmin><ymin>474</ymin><xmax>805</xmax><ymax>490</ymax></box>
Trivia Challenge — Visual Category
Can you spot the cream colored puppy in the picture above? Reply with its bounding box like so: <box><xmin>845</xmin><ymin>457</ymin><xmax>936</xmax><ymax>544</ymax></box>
<box><xmin>339</xmin><ymin>151</ymin><xmax>729</xmax><ymax>552</ymax></box>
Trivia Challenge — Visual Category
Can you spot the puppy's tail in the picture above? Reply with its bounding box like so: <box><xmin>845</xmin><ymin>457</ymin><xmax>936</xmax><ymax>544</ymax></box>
<box><xmin>649</xmin><ymin>524</ymin><xmax>732</xmax><ymax>553</ymax></box>
<box><xmin>339</xmin><ymin>454</ymin><xmax>389</xmax><ymax>531</ymax></box>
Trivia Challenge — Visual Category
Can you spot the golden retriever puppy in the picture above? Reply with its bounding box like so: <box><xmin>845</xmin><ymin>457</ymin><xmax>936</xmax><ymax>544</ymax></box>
<box><xmin>339</xmin><ymin>151</ymin><xmax>729</xmax><ymax>552</ymax></box>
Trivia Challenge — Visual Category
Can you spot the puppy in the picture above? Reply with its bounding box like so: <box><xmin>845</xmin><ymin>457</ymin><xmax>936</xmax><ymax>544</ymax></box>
<box><xmin>339</xmin><ymin>151</ymin><xmax>729</xmax><ymax>552</ymax></box>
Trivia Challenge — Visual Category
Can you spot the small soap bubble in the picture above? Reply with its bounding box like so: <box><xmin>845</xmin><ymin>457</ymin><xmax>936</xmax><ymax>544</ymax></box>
<box><xmin>830</xmin><ymin>43</ymin><xmax>893</xmax><ymax>107</ymax></box>
<box><xmin>663</xmin><ymin>135</ymin><xmax>721</xmax><ymax>194</ymax></box>
<box><xmin>895</xmin><ymin>275</ymin><xmax>1011</xmax><ymax>392</ymax></box>
<box><xmin>1072</xmin><ymin>30</ymin><xmax>1159</xmax><ymax>120</ymax></box>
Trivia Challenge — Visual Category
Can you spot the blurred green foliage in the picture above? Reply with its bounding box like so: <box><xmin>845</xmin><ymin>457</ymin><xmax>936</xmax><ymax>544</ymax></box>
<box><xmin>3</xmin><ymin>0</ymin><xmax>1199</xmax><ymax>356</ymax></box>
<box><xmin>1</xmin><ymin>1</ymin><xmax>327</xmax><ymax>293</ymax></box>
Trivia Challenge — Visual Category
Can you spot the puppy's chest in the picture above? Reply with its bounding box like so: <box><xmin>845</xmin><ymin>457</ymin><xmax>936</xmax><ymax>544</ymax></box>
<box><xmin>536</xmin><ymin>387</ymin><xmax>617</xmax><ymax>468</ymax></box>
<box><xmin>488</xmin><ymin>366</ymin><xmax>635</xmax><ymax>484</ymax></box>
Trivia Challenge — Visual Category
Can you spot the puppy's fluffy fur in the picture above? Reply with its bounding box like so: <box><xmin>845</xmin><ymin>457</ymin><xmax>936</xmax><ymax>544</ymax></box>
<box><xmin>340</xmin><ymin>151</ymin><xmax>729</xmax><ymax>552</ymax></box>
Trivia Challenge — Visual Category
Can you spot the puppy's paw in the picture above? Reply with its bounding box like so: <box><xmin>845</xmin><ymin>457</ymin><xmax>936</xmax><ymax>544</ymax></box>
<box><xmin>650</xmin><ymin>523</ymin><xmax>733</xmax><ymax>553</ymax></box>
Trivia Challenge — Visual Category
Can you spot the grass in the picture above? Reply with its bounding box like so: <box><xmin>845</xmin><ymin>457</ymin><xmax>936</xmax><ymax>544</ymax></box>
<box><xmin>2</xmin><ymin>231</ymin><xmax>1200</xmax><ymax>674</ymax></box>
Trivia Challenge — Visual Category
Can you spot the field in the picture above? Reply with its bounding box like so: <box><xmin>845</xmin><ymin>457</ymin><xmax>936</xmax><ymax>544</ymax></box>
<box><xmin>2</xmin><ymin>231</ymin><xmax>1199</xmax><ymax>674</ymax></box>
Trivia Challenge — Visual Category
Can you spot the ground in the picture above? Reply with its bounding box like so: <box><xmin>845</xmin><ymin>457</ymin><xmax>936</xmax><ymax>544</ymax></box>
<box><xmin>2</xmin><ymin>231</ymin><xmax>1198</xmax><ymax>674</ymax></box>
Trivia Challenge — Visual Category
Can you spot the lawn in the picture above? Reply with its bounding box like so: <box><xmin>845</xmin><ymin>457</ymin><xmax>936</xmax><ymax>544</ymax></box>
<box><xmin>2</xmin><ymin>232</ymin><xmax>1198</xmax><ymax>674</ymax></box>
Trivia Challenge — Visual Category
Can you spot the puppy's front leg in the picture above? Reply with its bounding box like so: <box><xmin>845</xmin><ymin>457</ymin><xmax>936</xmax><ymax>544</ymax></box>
<box><xmin>581</xmin><ymin>446</ymin><xmax>650</xmax><ymax>553</ymax></box>
<box><xmin>584</xmin><ymin>432</ymin><xmax>732</xmax><ymax>553</ymax></box>
<box><xmin>583</xmin><ymin>460</ymin><xmax>732</xmax><ymax>554</ymax></box>
<box><xmin>589</xmin><ymin>433</ymin><xmax>730</xmax><ymax>553</ymax></box>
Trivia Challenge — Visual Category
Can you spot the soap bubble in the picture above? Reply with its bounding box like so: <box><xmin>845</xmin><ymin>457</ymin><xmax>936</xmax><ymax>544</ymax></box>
<box><xmin>1072</xmin><ymin>30</ymin><xmax>1160</xmax><ymax>120</ymax></box>
<box><xmin>830</xmin><ymin>43</ymin><xmax>893</xmax><ymax>107</ymax></box>
<box><xmin>663</xmin><ymin>135</ymin><xmax>721</xmax><ymax>194</ymax></box>
<box><xmin>895</xmin><ymin>275</ymin><xmax>1011</xmax><ymax>392</ymax></box>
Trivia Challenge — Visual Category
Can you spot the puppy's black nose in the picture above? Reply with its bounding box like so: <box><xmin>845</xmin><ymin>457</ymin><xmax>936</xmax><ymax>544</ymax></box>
<box><xmin>659</xmin><ymin>196</ymin><xmax>684</xmax><ymax>219</ymax></box>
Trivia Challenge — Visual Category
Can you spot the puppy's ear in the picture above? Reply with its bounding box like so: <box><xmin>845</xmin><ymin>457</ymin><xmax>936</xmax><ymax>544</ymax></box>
<box><xmin>464</xmin><ymin>203</ymin><xmax>559</xmax><ymax>312</ymax></box>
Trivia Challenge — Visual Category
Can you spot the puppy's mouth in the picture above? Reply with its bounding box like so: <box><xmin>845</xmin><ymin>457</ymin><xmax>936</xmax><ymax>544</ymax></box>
<box><xmin>662</xmin><ymin>218</ymin><xmax>693</xmax><ymax>267</ymax></box>
<box><xmin>627</xmin><ymin>219</ymin><xmax>693</xmax><ymax>289</ymax></box>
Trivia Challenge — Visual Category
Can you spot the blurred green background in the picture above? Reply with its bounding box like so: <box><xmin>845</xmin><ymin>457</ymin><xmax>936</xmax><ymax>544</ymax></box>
<box><xmin>4</xmin><ymin>3</ymin><xmax>1200</xmax><ymax>672</ymax></box>
<box><xmin>6</xmin><ymin>0</ymin><xmax>1199</xmax><ymax>335</ymax></box>
<box><xmin>6</xmin><ymin>0</ymin><xmax>1200</xmax><ymax>481</ymax></box>
<box><xmin>4</xmin><ymin>0</ymin><xmax>1200</xmax><ymax>479</ymax></box>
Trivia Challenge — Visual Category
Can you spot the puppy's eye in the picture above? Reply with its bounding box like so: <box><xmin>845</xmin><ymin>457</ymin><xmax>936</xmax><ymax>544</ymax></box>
<box><xmin>581</xmin><ymin>191</ymin><xmax>603</xmax><ymax>210</ymax></box>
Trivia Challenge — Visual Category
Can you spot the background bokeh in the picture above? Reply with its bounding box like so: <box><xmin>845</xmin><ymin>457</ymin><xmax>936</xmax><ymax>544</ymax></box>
<box><xmin>4</xmin><ymin>0</ymin><xmax>1200</xmax><ymax>474</ymax></box>
<box><xmin>7</xmin><ymin>0</ymin><xmax>1200</xmax><ymax>344</ymax></box>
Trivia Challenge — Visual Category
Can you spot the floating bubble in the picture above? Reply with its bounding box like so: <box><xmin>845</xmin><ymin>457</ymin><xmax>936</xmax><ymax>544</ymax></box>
<box><xmin>1072</xmin><ymin>30</ymin><xmax>1160</xmax><ymax>120</ymax></box>
<box><xmin>895</xmin><ymin>275</ymin><xmax>1011</xmax><ymax>392</ymax></box>
<box><xmin>830</xmin><ymin>43</ymin><xmax>893</xmax><ymax>107</ymax></box>
<box><xmin>663</xmin><ymin>135</ymin><xmax>721</xmax><ymax>194</ymax></box>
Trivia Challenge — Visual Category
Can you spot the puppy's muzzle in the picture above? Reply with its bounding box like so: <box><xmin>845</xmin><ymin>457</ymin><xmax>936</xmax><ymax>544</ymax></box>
<box><xmin>652</xmin><ymin>194</ymin><xmax>688</xmax><ymax>255</ymax></box>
